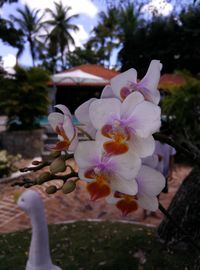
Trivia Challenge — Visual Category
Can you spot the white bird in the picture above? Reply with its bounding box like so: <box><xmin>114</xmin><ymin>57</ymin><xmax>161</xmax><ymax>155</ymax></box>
<box><xmin>17</xmin><ymin>189</ymin><xmax>62</xmax><ymax>270</ymax></box>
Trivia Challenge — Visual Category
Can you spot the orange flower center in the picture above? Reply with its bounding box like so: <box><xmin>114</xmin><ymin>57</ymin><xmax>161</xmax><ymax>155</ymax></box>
<box><xmin>114</xmin><ymin>192</ymin><xmax>138</xmax><ymax>216</ymax></box>
<box><xmin>101</xmin><ymin>124</ymin><xmax>130</xmax><ymax>155</ymax></box>
<box><xmin>52</xmin><ymin>125</ymin><xmax>73</xmax><ymax>151</ymax></box>
<box><xmin>84</xmin><ymin>169</ymin><xmax>111</xmax><ymax>201</ymax></box>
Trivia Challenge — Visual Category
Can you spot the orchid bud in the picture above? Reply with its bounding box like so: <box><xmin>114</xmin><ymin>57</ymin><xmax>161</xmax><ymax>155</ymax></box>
<box><xmin>32</xmin><ymin>160</ymin><xmax>41</xmax><ymax>165</ymax></box>
<box><xmin>46</xmin><ymin>185</ymin><xmax>57</xmax><ymax>194</ymax></box>
<box><xmin>62</xmin><ymin>180</ymin><xmax>76</xmax><ymax>194</ymax></box>
<box><xmin>13</xmin><ymin>191</ymin><xmax>22</xmax><ymax>203</ymax></box>
<box><xmin>50</xmin><ymin>150</ymin><xmax>61</xmax><ymax>158</ymax></box>
<box><xmin>37</xmin><ymin>172</ymin><xmax>52</xmax><ymax>184</ymax></box>
<box><xmin>50</xmin><ymin>157</ymin><xmax>66</xmax><ymax>174</ymax></box>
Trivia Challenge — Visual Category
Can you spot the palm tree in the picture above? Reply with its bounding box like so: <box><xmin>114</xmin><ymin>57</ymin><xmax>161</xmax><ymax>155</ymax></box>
<box><xmin>92</xmin><ymin>7</ymin><xmax>120</xmax><ymax>67</ymax></box>
<box><xmin>44</xmin><ymin>1</ymin><xmax>79</xmax><ymax>69</ymax></box>
<box><xmin>10</xmin><ymin>5</ymin><xmax>44</xmax><ymax>66</ymax></box>
<box><xmin>118</xmin><ymin>2</ymin><xmax>144</xmax><ymax>71</ymax></box>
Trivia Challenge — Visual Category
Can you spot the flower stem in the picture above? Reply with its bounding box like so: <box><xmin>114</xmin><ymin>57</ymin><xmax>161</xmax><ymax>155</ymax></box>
<box><xmin>76</xmin><ymin>126</ymin><xmax>94</xmax><ymax>140</ymax></box>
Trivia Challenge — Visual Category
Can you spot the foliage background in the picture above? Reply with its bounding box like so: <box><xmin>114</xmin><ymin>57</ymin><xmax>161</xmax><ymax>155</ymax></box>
<box><xmin>161</xmin><ymin>78</ymin><xmax>200</xmax><ymax>146</ymax></box>
<box><xmin>0</xmin><ymin>66</ymin><xmax>50</xmax><ymax>130</ymax></box>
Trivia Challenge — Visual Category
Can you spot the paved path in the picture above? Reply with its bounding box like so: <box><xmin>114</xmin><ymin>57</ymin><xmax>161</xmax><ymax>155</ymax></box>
<box><xmin>0</xmin><ymin>162</ymin><xmax>192</xmax><ymax>234</ymax></box>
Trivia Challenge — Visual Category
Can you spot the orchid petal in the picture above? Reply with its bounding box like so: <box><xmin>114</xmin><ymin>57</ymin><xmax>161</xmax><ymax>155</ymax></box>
<box><xmin>55</xmin><ymin>104</ymin><xmax>71</xmax><ymax>116</ymax></box>
<box><xmin>111</xmin><ymin>68</ymin><xmax>137</xmax><ymax>99</ymax></box>
<box><xmin>63</xmin><ymin>115</ymin><xmax>75</xmax><ymax>141</ymax></box>
<box><xmin>121</xmin><ymin>92</ymin><xmax>144</xmax><ymax>117</ymax></box>
<box><xmin>138</xmin><ymin>60</ymin><xmax>162</xmax><ymax>95</ymax></box>
<box><xmin>110</xmin><ymin>151</ymin><xmax>141</xmax><ymax>180</ymax></box>
<box><xmin>111</xmin><ymin>176</ymin><xmax>138</xmax><ymax>196</ymax></box>
<box><xmin>136</xmin><ymin>165</ymin><xmax>165</xmax><ymax>196</ymax></box>
<box><xmin>129</xmin><ymin>135</ymin><xmax>155</xmax><ymax>158</ymax></box>
<box><xmin>68</xmin><ymin>133</ymin><xmax>78</xmax><ymax>152</ymax></box>
<box><xmin>129</xmin><ymin>102</ymin><xmax>161</xmax><ymax>137</ymax></box>
<box><xmin>80</xmin><ymin>123</ymin><xmax>96</xmax><ymax>139</ymax></box>
<box><xmin>89</xmin><ymin>98</ymin><xmax>121</xmax><ymax>129</ymax></box>
<box><xmin>74</xmin><ymin>141</ymin><xmax>102</xmax><ymax>169</ymax></box>
<box><xmin>138</xmin><ymin>194</ymin><xmax>158</xmax><ymax>211</ymax></box>
<box><xmin>75</xmin><ymin>98</ymin><xmax>96</xmax><ymax>124</ymax></box>
<box><xmin>142</xmin><ymin>154</ymin><xmax>158</xmax><ymax>169</ymax></box>
<box><xmin>139</xmin><ymin>87</ymin><xmax>160</xmax><ymax>105</ymax></box>
<box><xmin>101</xmin><ymin>85</ymin><xmax>115</xmax><ymax>98</ymax></box>
<box><xmin>48</xmin><ymin>112</ymin><xmax>64</xmax><ymax>131</ymax></box>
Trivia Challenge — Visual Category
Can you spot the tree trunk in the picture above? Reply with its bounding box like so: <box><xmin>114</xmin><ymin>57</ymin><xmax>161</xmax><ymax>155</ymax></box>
<box><xmin>158</xmin><ymin>166</ymin><xmax>200</xmax><ymax>248</ymax></box>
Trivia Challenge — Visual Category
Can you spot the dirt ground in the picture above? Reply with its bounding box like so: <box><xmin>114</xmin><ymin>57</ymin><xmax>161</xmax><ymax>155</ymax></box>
<box><xmin>0</xmin><ymin>159</ymin><xmax>192</xmax><ymax>234</ymax></box>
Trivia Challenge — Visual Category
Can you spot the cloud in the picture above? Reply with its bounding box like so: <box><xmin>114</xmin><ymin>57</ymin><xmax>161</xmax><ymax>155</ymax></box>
<box><xmin>71</xmin><ymin>24</ymin><xmax>89</xmax><ymax>48</ymax></box>
<box><xmin>20</xmin><ymin>0</ymin><xmax>98</xmax><ymax>18</ymax></box>
<box><xmin>3</xmin><ymin>54</ymin><xmax>16</xmax><ymax>68</ymax></box>
<box><xmin>19</xmin><ymin>0</ymin><xmax>98</xmax><ymax>52</ymax></box>
<box><xmin>2</xmin><ymin>53</ymin><xmax>16</xmax><ymax>74</ymax></box>
<box><xmin>142</xmin><ymin>0</ymin><xmax>173</xmax><ymax>17</ymax></box>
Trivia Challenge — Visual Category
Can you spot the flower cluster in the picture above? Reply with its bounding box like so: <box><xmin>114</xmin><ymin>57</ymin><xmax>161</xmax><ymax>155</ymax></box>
<box><xmin>48</xmin><ymin>60</ymin><xmax>165</xmax><ymax>216</ymax></box>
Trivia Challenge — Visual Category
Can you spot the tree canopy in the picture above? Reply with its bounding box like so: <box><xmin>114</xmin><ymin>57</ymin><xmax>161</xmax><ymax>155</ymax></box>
<box><xmin>0</xmin><ymin>66</ymin><xmax>50</xmax><ymax>130</ymax></box>
<box><xmin>44</xmin><ymin>1</ymin><xmax>79</xmax><ymax>70</ymax></box>
<box><xmin>10</xmin><ymin>5</ymin><xmax>44</xmax><ymax>66</ymax></box>
<box><xmin>1</xmin><ymin>0</ymin><xmax>200</xmax><ymax>75</ymax></box>
<box><xmin>162</xmin><ymin>76</ymin><xmax>200</xmax><ymax>145</ymax></box>
<box><xmin>118</xmin><ymin>4</ymin><xmax>200</xmax><ymax>75</ymax></box>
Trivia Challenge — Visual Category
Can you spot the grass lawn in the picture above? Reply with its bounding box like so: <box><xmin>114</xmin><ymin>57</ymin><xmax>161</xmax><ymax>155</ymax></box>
<box><xmin>0</xmin><ymin>221</ymin><xmax>195</xmax><ymax>270</ymax></box>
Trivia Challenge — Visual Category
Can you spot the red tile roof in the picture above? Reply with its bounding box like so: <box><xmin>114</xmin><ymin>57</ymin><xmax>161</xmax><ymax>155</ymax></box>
<box><xmin>159</xmin><ymin>74</ymin><xmax>186</xmax><ymax>90</ymax></box>
<box><xmin>61</xmin><ymin>64</ymin><xmax>119</xmax><ymax>80</ymax></box>
<box><xmin>50</xmin><ymin>66</ymin><xmax>188</xmax><ymax>91</ymax></box>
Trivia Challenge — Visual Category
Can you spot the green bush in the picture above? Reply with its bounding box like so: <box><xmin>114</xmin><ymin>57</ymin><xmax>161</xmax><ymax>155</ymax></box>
<box><xmin>0</xmin><ymin>66</ymin><xmax>50</xmax><ymax>130</ymax></box>
<box><xmin>162</xmin><ymin>80</ymin><xmax>200</xmax><ymax>146</ymax></box>
<box><xmin>0</xmin><ymin>150</ymin><xmax>21</xmax><ymax>177</ymax></box>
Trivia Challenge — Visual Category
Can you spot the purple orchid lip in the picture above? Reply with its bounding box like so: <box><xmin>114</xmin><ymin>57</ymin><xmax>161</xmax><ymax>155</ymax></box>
<box><xmin>120</xmin><ymin>86</ymin><xmax>131</xmax><ymax>99</ymax></box>
<box><xmin>90</xmin><ymin>155</ymin><xmax>117</xmax><ymax>173</ymax></box>
<box><xmin>120</xmin><ymin>81</ymin><xmax>157</xmax><ymax>104</ymax></box>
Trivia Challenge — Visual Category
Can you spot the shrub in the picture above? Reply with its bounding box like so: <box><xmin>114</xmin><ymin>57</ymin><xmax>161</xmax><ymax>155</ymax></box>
<box><xmin>0</xmin><ymin>66</ymin><xmax>50</xmax><ymax>130</ymax></box>
<box><xmin>0</xmin><ymin>150</ymin><xmax>21</xmax><ymax>177</ymax></box>
<box><xmin>162</xmin><ymin>80</ymin><xmax>200</xmax><ymax>145</ymax></box>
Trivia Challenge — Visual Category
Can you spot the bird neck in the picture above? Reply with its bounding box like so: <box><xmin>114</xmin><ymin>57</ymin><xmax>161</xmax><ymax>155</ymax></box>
<box><xmin>28</xmin><ymin>206</ymin><xmax>52</xmax><ymax>266</ymax></box>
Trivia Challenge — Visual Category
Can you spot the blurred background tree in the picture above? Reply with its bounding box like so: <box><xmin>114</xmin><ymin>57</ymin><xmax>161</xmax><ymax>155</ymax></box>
<box><xmin>0</xmin><ymin>66</ymin><xmax>50</xmax><ymax>130</ymax></box>
<box><xmin>0</xmin><ymin>0</ymin><xmax>23</xmax><ymax>54</ymax></box>
<box><xmin>10</xmin><ymin>4</ymin><xmax>45</xmax><ymax>66</ymax></box>
<box><xmin>162</xmin><ymin>76</ymin><xmax>200</xmax><ymax>146</ymax></box>
<box><xmin>0</xmin><ymin>0</ymin><xmax>200</xmax><ymax>74</ymax></box>
<box><xmin>43</xmin><ymin>1</ymin><xmax>79</xmax><ymax>70</ymax></box>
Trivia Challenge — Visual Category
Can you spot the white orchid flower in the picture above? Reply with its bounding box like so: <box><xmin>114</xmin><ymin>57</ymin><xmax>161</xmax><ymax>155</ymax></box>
<box><xmin>89</xmin><ymin>92</ymin><xmax>161</xmax><ymax>157</ymax></box>
<box><xmin>136</xmin><ymin>165</ymin><xmax>165</xmax><ymax>211</ymax></box>
<box><xmin>48</xmin><ymin>105</ymin><xmax>78</xmax><ymax>152</ymax></box>
<box><xmin>106</xmin><ymin>164</ymin><xmax>165</xmax><ymax>216</ymax></box>
<box><xmin>110</xmin><ymin>60</ymin><xmax>162</xmax><ymax>105</ymax></box>
<box><xmin>75</xmin><ymin>85</ymin><xmax>119</xmax><ymax>139</ymax></box>
<box><xmin>74</xmin><ymin>141</ymin><xmax>141</xmax><ymax>201</ymax></box>
<box><xmin>75</xmin><ymin>98</ymin><xmax>97</xmax><ymax>139</ymax></box>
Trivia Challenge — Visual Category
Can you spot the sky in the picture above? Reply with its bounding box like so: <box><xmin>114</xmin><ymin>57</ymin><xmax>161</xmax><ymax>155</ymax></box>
<box><xmin>0</xmin><ymin>0</ymin><xmax>174</xmax><ymax>72</ymax></box>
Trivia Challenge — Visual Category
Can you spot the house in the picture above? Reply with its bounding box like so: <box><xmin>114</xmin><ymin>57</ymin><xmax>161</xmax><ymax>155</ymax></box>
<box><xmin>48</xmin><ymin>64</ymin><xmax>119</xmax><ymax>113</ymax></box>
<box><xmin>159</xmin><ymin>73</ymin><xmax>186</xmax><ymax>92</ymax></box>
<box><xmin>48</xmin><ymin>64</ymin><xmax>191</xmax><ymax>114</ymax></box>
